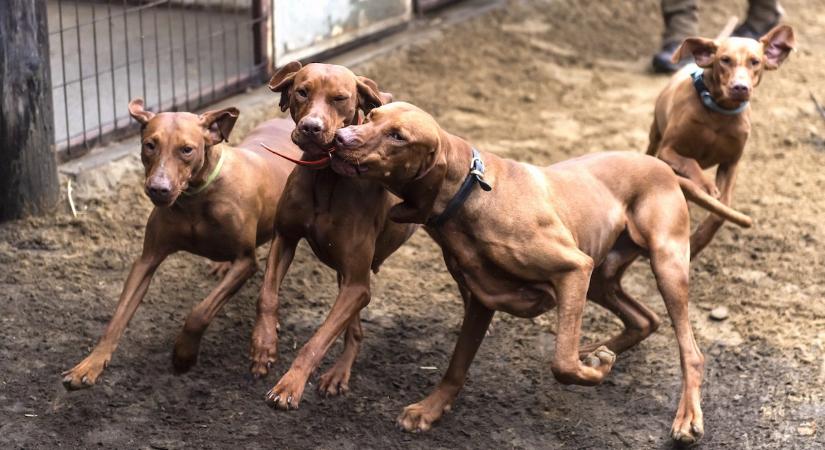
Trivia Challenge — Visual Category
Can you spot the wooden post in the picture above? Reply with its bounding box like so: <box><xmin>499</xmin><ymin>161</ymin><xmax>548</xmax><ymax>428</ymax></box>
<box><xmin>252</xmin><ymin>0</ymin><xmax>272</xmax><ymax>80</ymax></box>
<box><xmin>0</xmin><ymin>0</ymin><xmax>59</xmax><ymax>221</ymax></box>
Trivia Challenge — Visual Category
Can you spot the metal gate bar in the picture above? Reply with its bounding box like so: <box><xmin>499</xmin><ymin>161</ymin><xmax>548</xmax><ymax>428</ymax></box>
<box><xmin>48</xmin><ymin>0</ymin><xmax>270</xmax><ymax>162</ymax></box>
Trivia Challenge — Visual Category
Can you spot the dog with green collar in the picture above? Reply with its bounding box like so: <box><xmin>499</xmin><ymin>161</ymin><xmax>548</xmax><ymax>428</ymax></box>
<box><xmin>61</xmin><ymin>98</ymin><xmax>300</xmax><ymax>391</ymax></box>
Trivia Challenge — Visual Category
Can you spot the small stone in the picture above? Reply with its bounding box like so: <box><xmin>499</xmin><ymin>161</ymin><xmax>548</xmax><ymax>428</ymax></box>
<box><xmin>709</xmin><ymin>306</ymin><xmax>729</xmax><ymax>321</ymax></box>
<box><xmin>797</xmin><ymin>422</ymin><xmax>816</xmax><ymax>436</ymax></box>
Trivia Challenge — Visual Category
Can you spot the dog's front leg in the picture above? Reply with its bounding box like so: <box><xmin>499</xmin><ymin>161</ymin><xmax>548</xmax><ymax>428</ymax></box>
<box><xmin>690</xmin><ymin>161</ymin><xmax>739</xmax><ymax>259</ymax></box>
<box><xmin>317</xmin><ymin>307</ymin><xmax>363</xmax><ymax>397</ymax></box>
<box><xmin>397</xmin><ymin>293</ymin><xmax>494</xmax><ymax>432</ymax></box>
<box><xmin>549</xmin><ymin>251</ymin><xmax>617</xmax><ymax>386</ymax></box>
<box><xmin>658</xmin><ymin>146</ymin><xmax>719</xmax><ymax>198</ymax></box>
<box><xmin>172</xmin><ymin>252</ymin><xmax>257</xmax><ymax>373</ymax></box>
<box><xmin>265</xmin><ymin>265</ymin><xmax>371</xmax><ymax>410</ymax></box>
<box><xmin>62</xmin><ymin>250</ymin><xmax>166</xmax><ymax>390</ymax></box>
<box><xmin>250</xmin><ymin>234</ymin><xmax>298</xmax><ymax>378</ymax></box>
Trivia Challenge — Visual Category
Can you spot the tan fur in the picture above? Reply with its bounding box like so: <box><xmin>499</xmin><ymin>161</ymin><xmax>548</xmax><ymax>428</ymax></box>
<box><xmin>331</xmin><ymin>101</ymin><xmax>716</xmax><ymax>444</ymax></box>
<box><xmin>649</xmin><ymin>25</ymin><xmax>795</xmax><ymax>258</ymax></box>
<box><xmin>62</xmin><ymin>99</ymin><xmax>300</xmax><ymax>390</ymax></box>
<box><xmin>256</xmin><ymin>63</ymin><xmax>417</xmax><ymax>406</ymax></box>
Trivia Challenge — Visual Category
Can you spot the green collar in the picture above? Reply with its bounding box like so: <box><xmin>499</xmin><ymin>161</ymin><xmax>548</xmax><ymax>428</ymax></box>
<box><xmin>182</xmin><ymin>149</ymin><xmax>226</xmax><ymax>196</ymax></box>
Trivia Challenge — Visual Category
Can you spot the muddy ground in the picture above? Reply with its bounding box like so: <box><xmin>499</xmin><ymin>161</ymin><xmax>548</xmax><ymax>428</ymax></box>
<box><xmin>2</xmin><ymin>0</ymin><xmax>824</xmax><ymax>448</ymax></box>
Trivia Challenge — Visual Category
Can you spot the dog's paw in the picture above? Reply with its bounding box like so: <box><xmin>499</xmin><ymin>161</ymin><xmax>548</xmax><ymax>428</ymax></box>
<box><xmin>264</xmin><ymin>369</ymin><xmax>307</xmax><ymax>410</ymax></box>
<box><xmin>171</xmin><ymin>332</ymin><xmax>201</xmax><ymax>374</ymax></box>
<box><xmin>249</xmin><ymin>354</ymin><xmax>276</xmax><ymax>379</ymax></box>
<box><xmin>249</xmin><ymin>320</ymin><xmax>279</xmax><ymax>378</ymax></box>
<box><xmin>396</xmin><ymin>395</ymin><xmax>450</xmax><ymax>433</ymax></box>
<box><xmin>671</xmin><ymin>391</ymin><xmax>704</xmax><ymax>445</ymax></box>
<box><xmin>702</xmin><ymin>182</ymin><xmax>720</xmax><ymax>199</ymax></box>
<box><xmin>61</xmin><ymin>354</ymin><xmax>109</xmax><ymax>390</ymax></box>
<box><xmin>671</xmin><ymin>415</ymin><xmax>704</xmax><ymax>445</ymax></box>
<box><xmin>582</xmin><ymin>345</ymin><xmax>616</xmax><ymax>369</ymax></box>
<box><xmin>317</xmin><ymin>362</ymin><xmax>351</xmax><ymax>397</ymax></box>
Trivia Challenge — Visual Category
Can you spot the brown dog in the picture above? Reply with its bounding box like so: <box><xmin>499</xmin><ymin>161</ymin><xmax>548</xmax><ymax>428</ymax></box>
<box><xmin>648</xmin><ymin>25</ymin><xmax>795</xmax><ymax>258</ymax></box>
<box><xmin>61</xmin><ymin>99</ymin><xmax>299</xmax><ymax>389</ymax></box>
<box><xmin>250</xmin><ymin>62</ymin><xmax>417</xmax><ymax>406</ymax></box>
<box><xmin>330</xmin><ymin>102</ymin><xmax>752</xmax><ymax>444</ymax></box>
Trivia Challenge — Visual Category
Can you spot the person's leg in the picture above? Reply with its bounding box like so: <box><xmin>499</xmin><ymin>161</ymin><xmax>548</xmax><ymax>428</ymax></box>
<box><xmin>734</xmin><ymin>0</ymin><xmax>782</xmax><ymax>38</ymax></box>
<box><xmin>653</xmin><ymin>0</ymin><xmax>699</xmax><ymax>73</ymax></box>
<box><xmin>662</xmin><ymin>0</ymin><xmax>699</xmax><ymax>44</ymax></box>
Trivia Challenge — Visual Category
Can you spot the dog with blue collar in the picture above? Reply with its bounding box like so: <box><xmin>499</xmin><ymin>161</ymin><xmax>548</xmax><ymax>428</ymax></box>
<box><xmin>647</xmin><ymin>24</ymin><xmax>795</xmax><ymax>260</ymax></box>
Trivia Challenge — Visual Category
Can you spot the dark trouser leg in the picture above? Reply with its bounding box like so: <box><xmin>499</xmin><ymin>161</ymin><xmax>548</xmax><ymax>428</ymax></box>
<box><xmin>746</xmin><ymin>0</ymin><xmax>781</xmax><ymax>32</ymax></box>
<box><xmin>661</xmin><ymin>0</ymin><xmax>699</xmax><ymax>45</ymax></box>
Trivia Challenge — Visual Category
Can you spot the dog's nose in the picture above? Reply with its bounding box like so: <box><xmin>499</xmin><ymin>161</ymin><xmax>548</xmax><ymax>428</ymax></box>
<box><xmin>334</xmin><ymin>129</ymin><xmax>354</xmax><ymax>148</ymax></box>
<box><xmin>730</xmin><ymin>83</ymin><xmax>750</xmax><ymax>96</ymax></box>
<box><xmin>299</xmin><ymin>117</ymin><xmax>324</xmax><ymax>137</ymax></box>
<box><xmin>334</xmin><ymin>131</ymin><xmax>346</xmax><ymax>147</ymax></box>
<box><xmin>147</xmin><ymin>178</ymin><xmax>172</xmax><ymax>197</ymax></box>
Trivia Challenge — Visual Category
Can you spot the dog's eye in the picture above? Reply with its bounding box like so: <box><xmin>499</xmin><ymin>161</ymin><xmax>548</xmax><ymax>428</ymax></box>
<box><xmin>750</xmin><ymin>58</ymin><xmax>760</xmax><ymax>66</ymax></box>
<box><xmin>295</xmin><ymin>88</ymin><xmax>308</xmax><ymax>99</ymax></box>
<box><xmin>388</xmin><ymin>130</ymin><xmax>406</xmax><ymax>141</ymax></box>
<box><xmin>144</xmin><ymin>141</ymin><xmax>156</xmax><ymax>152</ymax></box>
<box><xmin>333</xmin><ymin>95</ymin><xmax>349</xmax><ymax>102</ymax></box>
<box><xmin>180</xmin><ymin>146</ymin><xmax>194</xmax><ymax>156</ymax></box>
<box><xmin>720</xmin><ymin>56</ymin><xmax>732</xmax><ymax>64</ymax></box>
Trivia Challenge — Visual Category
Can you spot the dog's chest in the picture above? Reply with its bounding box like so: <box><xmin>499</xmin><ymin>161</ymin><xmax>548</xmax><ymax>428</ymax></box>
<box><xmin>161</xmin><ymin>200</ymin><xmax>247</xmax><ymax>259</ymax></box>
<box><xmin>673</xmin><ymin>116</ymin><xmax>750</xmax><ymax>167</ymax></box>
<box><xmin>278</xmin><ymin>170</ymin><xmax>390</xmax><ymax>268</ymax></box>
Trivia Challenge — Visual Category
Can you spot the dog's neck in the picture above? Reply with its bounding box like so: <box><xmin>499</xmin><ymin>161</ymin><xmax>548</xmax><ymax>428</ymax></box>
<box><xmin>186</xmin><ymin>143</ymin><xmax>225</xmax><ymax>194</ymax></box>
<box><xmin>389</xmin><ymin>131</ymin><xmax>476</xmax><ymax>225</ymax></box>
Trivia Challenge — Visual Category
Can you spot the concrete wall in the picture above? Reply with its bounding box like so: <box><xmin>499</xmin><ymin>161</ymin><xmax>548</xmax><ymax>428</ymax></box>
<box><xmin>273</xmin><ymin>0</ymin><xmax>412</xmax><ymax>64</ymax></box>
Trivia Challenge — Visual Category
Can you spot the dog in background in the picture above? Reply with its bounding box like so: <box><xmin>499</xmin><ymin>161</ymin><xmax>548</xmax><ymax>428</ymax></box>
<box><xmin>647</xmin><ymin>25</ymin><xmax>794</xmax><ymax>257</ymax></box>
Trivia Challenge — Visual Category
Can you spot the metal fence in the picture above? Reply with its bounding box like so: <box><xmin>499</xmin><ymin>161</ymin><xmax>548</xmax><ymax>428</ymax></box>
<box><xmin>48</xmin><ymin>0</ymin><xmax>271</xmax><ymax>161</ymax></box>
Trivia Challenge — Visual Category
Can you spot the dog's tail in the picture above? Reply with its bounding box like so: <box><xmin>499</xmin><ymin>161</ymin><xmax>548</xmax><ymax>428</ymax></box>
<box><xmin>678</xmin><ymin>177</ymin><xmax>753</xmax><ymax>228</ymax></box>
<box><xmin>716</xmin><ymin>16</ymin><xmax>739</xmax><ymax>41</ymax></box>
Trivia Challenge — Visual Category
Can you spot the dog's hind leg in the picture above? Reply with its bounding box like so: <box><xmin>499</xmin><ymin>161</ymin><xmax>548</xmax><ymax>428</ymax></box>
<box><xmin>649</xmin><ymin>239</ymin><xmax>705</xmax><ymax>445</ymax></box>
<box><xmin>582</xmin><ymin>241</ymin><xmax>660</xmax><ymax>355</ymax></box>
<box><xmin>172</xmin><ymin>252</ymin><xmax>258</xmax><ymax>374</ymax></box>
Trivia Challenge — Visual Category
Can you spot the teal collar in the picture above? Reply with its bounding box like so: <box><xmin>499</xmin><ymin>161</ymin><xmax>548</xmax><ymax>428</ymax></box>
<box><xmin>182</xmin><ymin>149</ymin><xmax>226</xmax><ymax>196</ymax></box>
<box><xmin>689</xmin><ymin>64</ymin><xmax>749</xmax><ymax>116</ymax></box>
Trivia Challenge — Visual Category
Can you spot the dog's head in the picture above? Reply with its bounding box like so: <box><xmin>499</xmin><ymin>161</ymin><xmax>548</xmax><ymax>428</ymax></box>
<box><xmin>672</xmin><ymin>24</ymin><xmax>795</xmax><ymax>105</ymax></box>
<box><xmin>128</xmin><ymin>98</ymin><xmax>238</xmax><ymax>207</ymax></box>
<box><xmin>268</xmin><ymin>61</ymin><xmax>392</xmax><ymax>158</ymax></box>
<box><xmin>331</xmin><ymin>102</ymin><xmax>444</xmax><ymax>191</ymax></box>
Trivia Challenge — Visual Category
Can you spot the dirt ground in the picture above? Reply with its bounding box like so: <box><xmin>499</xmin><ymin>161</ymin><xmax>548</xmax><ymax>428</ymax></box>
<box><xmin>2</xmin><ymin>0</ymin><xmax>824</xmax><ymax>448</ymax></box>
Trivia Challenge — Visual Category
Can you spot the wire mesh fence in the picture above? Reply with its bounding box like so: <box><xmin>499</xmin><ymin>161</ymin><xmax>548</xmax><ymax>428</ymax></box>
<box><xmin>48</xmin><ymin>0</ymin><xmax>270</xmax><ymax>161</ymax></box>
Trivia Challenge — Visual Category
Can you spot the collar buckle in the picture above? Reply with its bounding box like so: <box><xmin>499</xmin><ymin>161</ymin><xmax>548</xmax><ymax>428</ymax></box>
<box><xmin>426</xmin><ymin>147</ymin><xmax>492</xmax><ymax>227</ymax></box>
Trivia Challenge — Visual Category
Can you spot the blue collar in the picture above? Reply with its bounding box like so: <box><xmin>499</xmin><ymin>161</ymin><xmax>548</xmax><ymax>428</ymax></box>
<box><xmin>689</xmin><ymin>64</ymin><xmax>749</xmax><ymax>116</ymax></box>
<box><xmin>426</xmin><ymin>148</ymin><xmax>492</xmax><ymax>227</ymax></box>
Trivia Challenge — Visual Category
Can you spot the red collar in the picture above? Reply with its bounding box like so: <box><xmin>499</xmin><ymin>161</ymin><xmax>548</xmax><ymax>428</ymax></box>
<box><xmin>260</xmin><ymin>112</ymin><xmax>363</xmax><ymax>168</ymax></box>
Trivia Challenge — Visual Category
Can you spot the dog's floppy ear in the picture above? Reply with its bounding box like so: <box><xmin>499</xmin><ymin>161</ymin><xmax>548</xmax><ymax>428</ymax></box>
<box><xmin>760</xmin><ymin>25</ymin><xmax>795</xmax><ymax>70</ymax></box>
<box><xmin>672</xmin><ymin>37</ymin><xmax>717</xmax><ymax>68</ymax></box>
<box><xmin>268</xmin><ymin>61</ymin><xmax>303</xmax><ymax>112</ymax></box>
<box><xmin>414</xmin><ymin>136</ymin><xmax>443</xmax><ymax>181</ymax></box>
<box><xmin>200</xmin><ymin>107</ymin><xmax>240</xmax><ymax>145</ymax></box>
<box><xmin>128</xmin><ymin>98</ymin><xmax>155</xmax><ymax>125</ymax></box>
<box><xmin>356</xmin><ymin>76</ymin><xmax>389</xmax><ymax>113</ymax></box>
